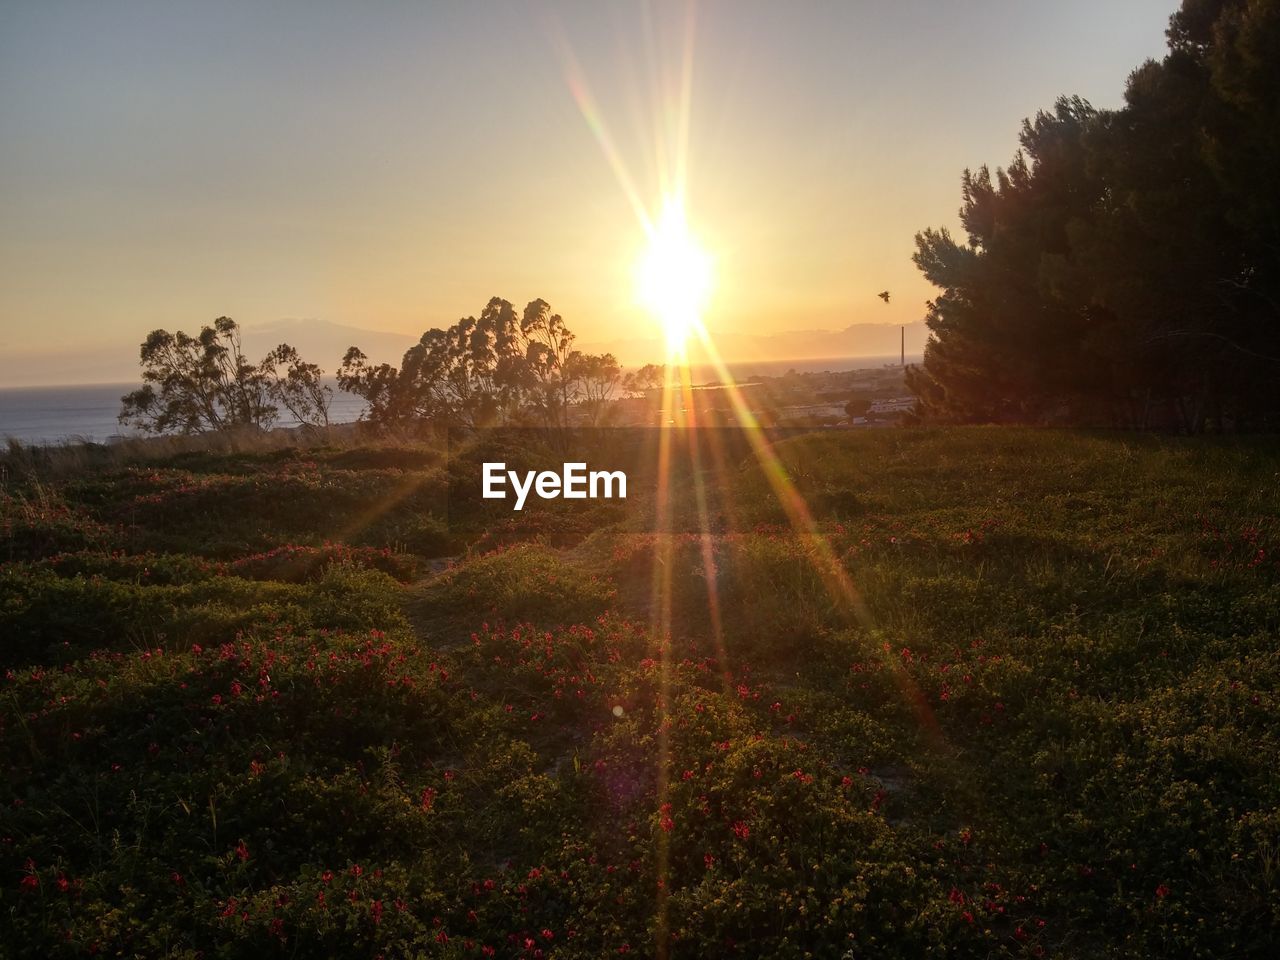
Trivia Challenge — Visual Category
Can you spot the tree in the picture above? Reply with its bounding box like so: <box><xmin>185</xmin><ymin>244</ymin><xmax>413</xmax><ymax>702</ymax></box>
<box><xmin>844</xmin><ymin>396</ymin><xmax>871</xmax><ymax>419</ymax></box>
<box><xmin>336</xmin><ymin>349</ymin><xmax>415</xmax><ymax>427</ymax></box>
<box><xmin>120</xmin><ymin>317</ymin><xmax>334</xmax><ymax>435</ymax></box>
<box><xmin>341</xmin><ymin>297</ymin><xmax>596</xmax><ymax>430</ymax></box>
<box><xmin>262</xmin><ymin>344</ymin><xmax>332</xmax><ymax>431</ymax></box>
<box><xmin>908</xmin><ymin>0</ymin><xmax>1280</xmax><ymax>429</ymax></box>
<box><xmin>517</xmin><ymin>299</ymin><xmax>578</xmax><ymax>427</ymax></box>
<box><xmin>120</xmin><ymin>317</ymin><xmax>276</xmax><ymax>434</ymax></box>
<box><xmin>568</xmin><ymin>351</ymin><xmax>621</xmax><ymax>425</ymax></box>
<box><xmin>622</xmin><ymin>363</ymin><xmax>665</xmax><ymax>399</ymax></box>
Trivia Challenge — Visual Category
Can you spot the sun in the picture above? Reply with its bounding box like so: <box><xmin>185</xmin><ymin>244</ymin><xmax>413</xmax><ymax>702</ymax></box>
<box><xmin>635</xmin><ymin>197</ymin><xmax>713</xmax><ymax>353</ymax></box>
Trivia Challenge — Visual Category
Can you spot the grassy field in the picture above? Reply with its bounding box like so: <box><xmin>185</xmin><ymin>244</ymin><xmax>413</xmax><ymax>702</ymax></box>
<box><xmin>2</xmin><ymin>428</ymin><xmax>1278</xmax><ymax>958</ymax></box>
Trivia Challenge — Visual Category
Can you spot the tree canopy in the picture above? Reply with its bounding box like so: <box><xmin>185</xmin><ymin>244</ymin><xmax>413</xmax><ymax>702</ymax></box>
<box><xmin>909</xmin><ymin>0</ymin><xmax>1280</xmax><ymax>430</ymax></box>
<box><xmin>119</xmin><ymin>317</ymin><xmax>331</xmax><ymax>435</ymax></box>
<box><xmin>338</xmin><ymin>297</ymin><xmax>621</xmax><ymax>429</ymax></box>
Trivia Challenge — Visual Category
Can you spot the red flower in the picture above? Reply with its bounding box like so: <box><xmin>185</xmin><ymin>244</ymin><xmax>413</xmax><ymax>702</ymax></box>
<box><xmin>1155</xmin><ymin>884</ymin><xmax>1171</xmax><ymax>899</ymax></box>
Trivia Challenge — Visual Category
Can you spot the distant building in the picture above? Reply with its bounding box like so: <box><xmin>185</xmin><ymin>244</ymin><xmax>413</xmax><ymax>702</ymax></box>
<box><xmin>777</xmin><ymin>403</ymin><xmax>848</xmax><ymax>422</ymax></box>
<box><xmin>868</xmin><ymin>396</ymin><xmax>917</xmax><ymax>415</ymax></box>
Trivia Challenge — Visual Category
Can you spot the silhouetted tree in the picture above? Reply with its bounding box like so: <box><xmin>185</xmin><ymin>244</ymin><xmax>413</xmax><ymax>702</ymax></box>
<box><xmin>336</xmin><ymin>349</ymin><xmax>415</xmax><ymax>426</ymax></box>
<box><xmin>121</xmin><ymin>317</ymin><xmax>334</xmax><ymax>435</ymax></box>
<box><xmin>568</xmin><ymin>351</ymin><xmax>621</xmax><ymax>424</ymax></box>
<box><xmin>342</xmin><ymin>297</ymin><xmax>607</xmax><ymax>430</ymax></box>
<box><xmin>262</xmin><ymin>344</ymin><xmax>332</xmax><ymax>431</ymax></box>
<box><xmin>622</xmin><ymin>363</ymin><xmax>665</xmax><ymax>398</ymax></box>
<box><xmin>120</xmin><ymin>317</ymin><xmax>275</xmax><ymax>433</ymax></box>
<box><xmin>909</xmin><ymin>0</ymin><xmax>1280</xmax><ymax>430</ymax></box>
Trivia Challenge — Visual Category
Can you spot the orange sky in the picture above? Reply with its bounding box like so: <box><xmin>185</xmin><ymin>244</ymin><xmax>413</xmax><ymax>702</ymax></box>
<box><xmin>0</xmin><ymin>1</ymin><xmax>1177</xmax><ymax>385</ymax></box>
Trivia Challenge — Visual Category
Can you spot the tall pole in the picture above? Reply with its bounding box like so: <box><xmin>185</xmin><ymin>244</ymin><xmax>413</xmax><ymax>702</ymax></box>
<box><xmin>900</xmin><ymin>325</ymin><xmax>905</xmax><ymax>367</ymax></box>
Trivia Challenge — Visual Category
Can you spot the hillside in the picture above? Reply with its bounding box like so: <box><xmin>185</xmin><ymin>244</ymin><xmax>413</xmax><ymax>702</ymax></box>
<box><xmin>2</xmin><ymin>429</ymin><xmax>1278</xmax><ymax>958</ymax></box>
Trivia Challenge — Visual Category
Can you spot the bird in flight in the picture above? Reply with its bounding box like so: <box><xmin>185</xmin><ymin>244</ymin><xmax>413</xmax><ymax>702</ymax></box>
<box><xmin>877</xmin><ymin>290</ymin><xmax>891</xmax><ymax>303</ymax></box>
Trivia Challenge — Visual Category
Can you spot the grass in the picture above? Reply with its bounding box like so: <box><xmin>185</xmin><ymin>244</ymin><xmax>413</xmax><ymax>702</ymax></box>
<box><xmin>1</xmin><ymin>428</ymin><xmax>1278</xmax><ymax>957</ymax></box>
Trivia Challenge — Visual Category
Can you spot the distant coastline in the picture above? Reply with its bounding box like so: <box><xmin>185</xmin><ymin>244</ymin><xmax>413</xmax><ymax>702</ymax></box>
<box><xmin>0</xmin><ymin>355</ymin><xmax>921</xmax><ymax>446</ymax></box>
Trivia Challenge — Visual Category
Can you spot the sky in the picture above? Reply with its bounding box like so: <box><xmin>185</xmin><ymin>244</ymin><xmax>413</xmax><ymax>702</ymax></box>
<box><xmin>0</xmin><ymin>0</ymin><xmax>1180</xmax><ymax>386</ymax></box>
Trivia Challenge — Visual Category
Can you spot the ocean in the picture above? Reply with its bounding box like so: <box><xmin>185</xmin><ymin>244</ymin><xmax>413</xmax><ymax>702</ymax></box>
<box><xmin>0</xmin><ymin>356</ymin><xmax>915</xmax><ymax>445</ymax></box>
<box><xmin>0</xmin><ymin>383</ymin><xmax>368</xmax><ymax>446</ymax></box>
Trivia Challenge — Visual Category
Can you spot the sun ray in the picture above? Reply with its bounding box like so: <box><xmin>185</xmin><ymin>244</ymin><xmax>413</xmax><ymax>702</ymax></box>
<box><xmin>550</xmin><ymin>10</ymin><xmax>946</xmax><ymax>955</ymax></box>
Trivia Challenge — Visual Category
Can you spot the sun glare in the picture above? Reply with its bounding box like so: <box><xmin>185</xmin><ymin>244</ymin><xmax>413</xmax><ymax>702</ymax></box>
<box><xmin>635</xmin><ymin>197</ymin><xmax>713</xmax><ymax>353</ymax></box>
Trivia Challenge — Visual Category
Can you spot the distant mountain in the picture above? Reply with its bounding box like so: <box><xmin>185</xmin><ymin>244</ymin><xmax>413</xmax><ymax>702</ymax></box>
<box><xmin>0</xmin><ymin>318</ymin><xmax>928</xmax><ymax>389</ymax></box>
<box><xmin>581</xmin><ymin>321</ymin><xmax>929</xmax><ymax>367</ymax></box>
<box><xmin>244</xmin><ymin>319</ymin><xmax>416</xmax><ymax>369</ymax></box>
<box><xmin>0</xmin><ymin>319</ymin><xmax>419</xmax><ymax>389</ymax></box>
